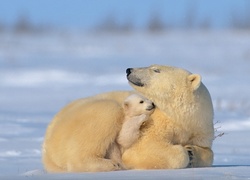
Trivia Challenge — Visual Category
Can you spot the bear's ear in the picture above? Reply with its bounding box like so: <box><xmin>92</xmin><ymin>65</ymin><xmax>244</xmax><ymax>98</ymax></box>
<box><xmin>188</xmin><ymin>74</ymin><xmax>201</xmax><ymax>91</ymax></box>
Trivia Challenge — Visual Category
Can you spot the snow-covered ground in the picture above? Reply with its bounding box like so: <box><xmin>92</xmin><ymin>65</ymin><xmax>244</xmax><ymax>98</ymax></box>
<box><xmin>0</xmin><ymin>30</ymin><xmax>250</xmax><ymax>179</ymax></box>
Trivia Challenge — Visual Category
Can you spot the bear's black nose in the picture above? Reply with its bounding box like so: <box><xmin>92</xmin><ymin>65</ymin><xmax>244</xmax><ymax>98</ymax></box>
<box><xmin>126</xmin><ymin>68</ymin><xmax>133</xmax><ymax>76</ymax></box>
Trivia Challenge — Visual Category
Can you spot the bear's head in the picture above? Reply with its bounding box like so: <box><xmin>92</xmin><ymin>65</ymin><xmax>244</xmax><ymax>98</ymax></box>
<box><xmin>123</xmin><ymin>94</ymin><xmax>155</xmax><ymax>117</ymax></box>
<box><xmin>126</xmin><ymin>64</ymin><xmax>214</xmax><ymax>124</ymax></box>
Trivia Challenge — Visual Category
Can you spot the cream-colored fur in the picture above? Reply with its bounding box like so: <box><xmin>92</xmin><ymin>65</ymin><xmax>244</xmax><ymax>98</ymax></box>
<box><xmin>42</xmin><ymin>91</ymin><xmax>132</xmax><ymax>172</ymax></box>
<box><xmin>117</xmin><ymin>94</ymin><xmax>155</xmax><ymax>152</ymax></box>
<box><xmin>106</xmin><ymin>94</ymin><xmax>155</xmax><ymax>168</ymax></box>
<box><xmin>42</xmin><ymin>64</ymin><xmax>214</xmax><ymax>172</ymax></box>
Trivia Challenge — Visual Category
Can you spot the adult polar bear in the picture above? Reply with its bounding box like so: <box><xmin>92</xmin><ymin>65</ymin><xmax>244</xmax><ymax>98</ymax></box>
<box><xmin>42</xmin><ymin>64</ymin><xmax>214</xmax><ymax>172</ymax></box>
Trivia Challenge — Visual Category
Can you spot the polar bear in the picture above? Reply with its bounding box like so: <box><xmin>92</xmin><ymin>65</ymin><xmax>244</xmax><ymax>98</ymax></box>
<box><xmin>106</xmin><ymin>94</ymin><xmax>155</xmax><ymax>168</ymax></box>
<box><xmin>42</xmin><ymin>64</ymin><xmax>214</xmax><ymax>172</ymax></box>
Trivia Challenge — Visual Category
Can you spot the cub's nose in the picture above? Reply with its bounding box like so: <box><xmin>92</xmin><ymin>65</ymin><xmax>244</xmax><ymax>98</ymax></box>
<box><xmin>126</xmin><ymin>68</ymin><xmax>133</xmax><ymax>76</ymax></box>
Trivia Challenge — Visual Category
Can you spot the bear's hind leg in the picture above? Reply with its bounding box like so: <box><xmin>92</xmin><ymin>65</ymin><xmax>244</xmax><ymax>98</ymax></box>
<box><xmin>42</xmin><ymin>152</ymin><xmax>64</xmax><ymax>173</ymax></box>
<box><xmin>67</xmin><ymin>99</ymin><xmax>124</xmax><ymax>172</ymax></box>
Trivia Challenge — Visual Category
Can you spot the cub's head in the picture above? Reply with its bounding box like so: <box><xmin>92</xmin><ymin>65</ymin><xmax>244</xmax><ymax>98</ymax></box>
<box><xmin>123</xmin><ymin>94</ymin><xmax>155</xmax><ymax>117</ymax></box>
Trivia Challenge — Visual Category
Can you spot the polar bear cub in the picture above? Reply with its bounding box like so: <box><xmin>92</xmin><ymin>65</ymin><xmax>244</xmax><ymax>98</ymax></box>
<box><xmin>117</xmin><ymin>94</ymin><xmax>155</xmax><ymax>152</ymax></box>
<box><xmin>107</xmin><ymin>93</ymin><xmax>155</xmax><ymax>168</ymax></box>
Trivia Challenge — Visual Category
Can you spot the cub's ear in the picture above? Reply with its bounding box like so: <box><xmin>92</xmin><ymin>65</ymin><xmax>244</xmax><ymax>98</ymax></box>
<box><xmin>188</xmin><ymin>74</ymin><xmax>201</xmax><ymax>91</ymax></box>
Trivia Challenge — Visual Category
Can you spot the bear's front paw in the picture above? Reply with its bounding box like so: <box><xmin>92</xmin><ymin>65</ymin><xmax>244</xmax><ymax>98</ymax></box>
<box><xmin>185</xmin><ymin>145</ymin><xmax>195</xmax><ymax>168</ymax></box>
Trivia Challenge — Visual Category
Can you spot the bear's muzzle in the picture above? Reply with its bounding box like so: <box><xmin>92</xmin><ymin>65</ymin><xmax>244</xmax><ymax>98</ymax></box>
<box><xmin>126</xmin><ymin>68</ymin><xmax>144</xmax><ymax>87</ymax></box>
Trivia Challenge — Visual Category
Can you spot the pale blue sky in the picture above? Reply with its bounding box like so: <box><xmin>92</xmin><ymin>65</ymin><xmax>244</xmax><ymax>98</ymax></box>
<box><xmin>0</xmin><ymin>0</ymin><xmax>248</xmax><ymax>29</ymax></box>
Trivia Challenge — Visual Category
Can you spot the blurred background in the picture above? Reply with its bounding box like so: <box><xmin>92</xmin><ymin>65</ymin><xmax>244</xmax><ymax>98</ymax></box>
<box><xmin>0</xmin><ymin>0</ymin><xmax>250</xmax><ymax>175</ymax></box>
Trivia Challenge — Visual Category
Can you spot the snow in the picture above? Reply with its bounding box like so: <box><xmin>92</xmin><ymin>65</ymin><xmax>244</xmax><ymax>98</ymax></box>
<box><xmin>0</xmin><ymin>30</ymin><xmax>250</xmax><ymax>179</ymax></box>
<box><xmin>18</xmin><ymin>167</ymin><xmax>250</xmax><ymax>180</ymax></box>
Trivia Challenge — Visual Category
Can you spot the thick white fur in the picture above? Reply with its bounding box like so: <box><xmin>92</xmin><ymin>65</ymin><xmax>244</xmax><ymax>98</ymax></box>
<box><xmin>117</xmin><ymin>94</ymin><xmax>155</xmax><ymax>152</ymax></box>
<box><xmin>106</xmin><ymin>94</ymin><xmax>154</xmax><ymax>168</ymax></box>
<box><xmin>42</xmin><ymin>65</ymin><xmax>214</xmax><ymax>172</ymax></box>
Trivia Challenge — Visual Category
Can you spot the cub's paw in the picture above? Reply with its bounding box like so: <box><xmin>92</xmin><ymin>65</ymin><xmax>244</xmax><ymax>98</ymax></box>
<box><xmin>185</xmin><ymin>145</ymin><xmax>195</xmax><ymax>168</ymax></box>
<box><xmin>136</xmin><ymin>114</ymin><xmax>149</xmax><ymax>126</ymax></box>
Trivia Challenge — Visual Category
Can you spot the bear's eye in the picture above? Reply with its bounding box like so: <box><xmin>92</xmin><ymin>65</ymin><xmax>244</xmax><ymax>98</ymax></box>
<box><xmin>153</xmin><ymin>69</ymin><xmax>160</xmax><ymax>73</ymax></box>
<box><xmin>140</xmin><ymin>100</ymin><xmax>144</xmax><ymax>104</ymax></box>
